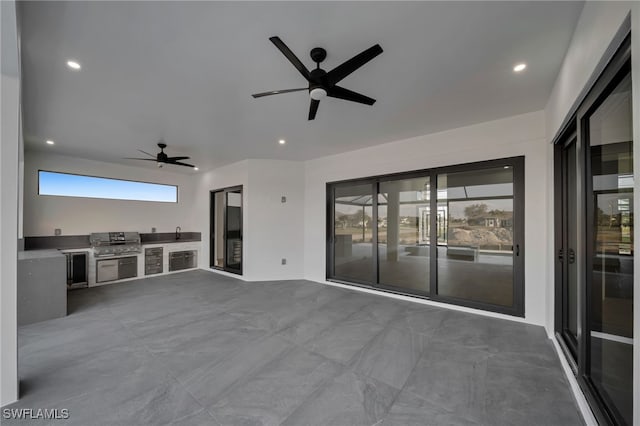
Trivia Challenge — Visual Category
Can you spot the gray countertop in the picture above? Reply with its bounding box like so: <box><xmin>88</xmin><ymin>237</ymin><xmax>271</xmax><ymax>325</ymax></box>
<box><xmin>24</xmin><ymin>232</ymin><xmax>201</xmax><ymax>251</ymax></box>
<box><xmin>142</xmin><ymin>238</ymin><xmax>201</xmax><ymax>244</ymax></box>
<box><xmin>18</xmin><ymin>249</ymin><xmax>66</xmax><ymax>261</ymax></box>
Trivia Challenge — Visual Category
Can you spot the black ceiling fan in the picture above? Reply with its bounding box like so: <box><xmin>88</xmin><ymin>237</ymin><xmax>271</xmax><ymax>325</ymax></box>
<box><xmin>125</xmin><ymin>142</ymin><xmax>194</xmax><ymax>168</ymax></box>
<box><xmin>252</xmin><ymin>36</ymin><xmax>383</xmax><ymax>120</ymax></box>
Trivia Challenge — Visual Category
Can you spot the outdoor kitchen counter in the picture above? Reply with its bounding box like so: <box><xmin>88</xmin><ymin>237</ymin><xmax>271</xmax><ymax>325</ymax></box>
<box><xmin>18</xmin><ymin>249</ymin><xmax>66</xmax><ymax>260</ymax></box>
<box><xmin>141</xmin><ymin>238</ymin><xmax>201</xmax><ymax>244</ymax></box>
<box><xmin>23</xmin><ymin>232</ymin><xmax>201</xmax><ymax>250</ymax></box>
<box><xmin>140</xmin><ymin>232</ymin><xmax>201</xmax><ymax>244</ymax></box>
<box><xmin>87</xmin><ymin>240</ymin><xmax>201</xmax><ymax>287</ymax></box>
<box><xmin>18</xmin><ymin>249</ymin><xmax>66</xmax><ymax>326</ymax></box>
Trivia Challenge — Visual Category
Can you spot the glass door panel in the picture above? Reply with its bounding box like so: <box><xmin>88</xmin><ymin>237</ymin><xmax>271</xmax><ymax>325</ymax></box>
<box><xmin>378</xmin><ymin>176</ymin><xmax>430</xmax><ymax>294</ymax></box>
<box><xmin>333</xmin><ymin>183</ymin><xmax>375</xmax><ymax>284</ymax></box>
<box><xmin>587</xmin><ymin>73</ymin><xmax>633</xmax><ymax>425</ymax></box>
<box><xmin>557</xmin><ymin>136</ymin><xmax>579</xmax><ymax>357</ymax></box>
<box><xmin>212</xmin><ymin>191</ymin><xmax>225</xmax><ymax>268</ymax></box>
<box><xmin>436</xmin><ymin>167</ymin><xmax>515</xmax><ymax>307</ymax></box>
<box><xmin>225</xmin><ymin>191</ymin><xmax>243</xmax><ymax>273</ymax></box>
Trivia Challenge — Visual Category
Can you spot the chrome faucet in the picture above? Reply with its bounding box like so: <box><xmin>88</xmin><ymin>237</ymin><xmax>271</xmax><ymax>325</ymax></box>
<box><xmin>175</xmin><ymin>226</ymin><xmax>181</xmax><ymax>240</ymax></box>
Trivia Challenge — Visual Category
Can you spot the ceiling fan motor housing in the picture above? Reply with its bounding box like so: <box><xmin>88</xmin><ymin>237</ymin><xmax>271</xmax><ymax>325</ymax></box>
<box><xmin>310</xmin><ymin>47</ymin><xmax>326</xmax><ymax>64</ymax></box>
<box><xmin>157</xmin><ymin>142</ymin><xmax>168</xmax><ymax>161</ymax></box>
<box><xmin>309</xmin><ymin>68</ymin><xmax>329</xmax><ymax>100</ymax></box>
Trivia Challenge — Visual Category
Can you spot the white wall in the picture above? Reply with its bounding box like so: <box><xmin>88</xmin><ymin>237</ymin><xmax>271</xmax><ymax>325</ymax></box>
<box><xmin>0</xmin><ymin>0</ymin><xmax>20</xmax><ymax>406</ymax></box>
<box><xmin>545</xmin><ymin>2</ymin><xmax>632</xmax><ymax>142</ymax></box>
<box><xmin>23</xmin><ymin>151</ymin><xmax>199</xmax><ymax>236</ymax></box>
<box><xmin>245</xmin><ymin>160</ymin><xmax>305</xmax><ymax>281</ymax></box>
<box><xmin>193</xmin><ymin>159</ymin><xmax>305</xmax><ymax>282</ymax></box>
<box><xmin>304</xmin><ymin>111</ymin><xmax>548</xmax><ymax>326</ymax></box>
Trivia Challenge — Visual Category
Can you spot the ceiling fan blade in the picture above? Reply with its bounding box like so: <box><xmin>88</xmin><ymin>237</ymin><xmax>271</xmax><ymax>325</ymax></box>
<box><xmin>308</xmin><ymin>99</ymin><xmax>320</xmax><ymax>120</ymax></box>
<box><xmin>326</xmin><ymin>44</ymin><xmax>383</xmax><ymax>85</ymax></box>
<box><xmin>252</xmin><ymin>88</ymin><xmax>308</xmax><ymax>98</ymax></box>
<box><xmin>137</xmin><ymin>149</ymin><xmax>156</xmax><ymax>158</ymax></box>
<box><xmin>327</xmin><ymin>85</ymin><xmax>376</xmax><ymax>105</ymax></box>
<box><xmin>124</xmin><ymin>157</ymin><xmax>157</xmax><ymax>161</ymax></box>
<box><xmin>166</xmin><ymin>156</ymin><xmax>190</xmax><ymax>161</ymax></box>
<box><xmin>171</xmin><ymin>161</ymin><xmax>195</xmax><ymax>168</ymax></box>
<box><xmin>269</xmin><ymin>37</ymin><xmax>311</xmax><ymax>81</ymax></box>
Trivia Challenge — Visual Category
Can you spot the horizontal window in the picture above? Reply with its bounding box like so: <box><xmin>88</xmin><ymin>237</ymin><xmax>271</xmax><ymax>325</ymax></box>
<box><xmin>38</xmin><ymin>170</ymin><xmax>177</xmax><ymax>203</ymax></box>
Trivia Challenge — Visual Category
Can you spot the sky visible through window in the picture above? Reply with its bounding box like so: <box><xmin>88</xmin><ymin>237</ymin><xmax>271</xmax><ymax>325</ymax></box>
<box><xmin>39</xmin><ymin>171</ymin><xmax>177</xmax><ymax>203</ymax></box>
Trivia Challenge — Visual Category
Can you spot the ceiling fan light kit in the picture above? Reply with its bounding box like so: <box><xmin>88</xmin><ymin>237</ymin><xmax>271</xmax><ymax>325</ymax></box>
<box><xmin>252</xmin><ymin>36</ymin><xmax>383</xmax><ymax>120</ymax></box>
<box><xmin>309</xmin><ymin>87</ymin><xmax>327</xmax><ymax>101</ymax></box>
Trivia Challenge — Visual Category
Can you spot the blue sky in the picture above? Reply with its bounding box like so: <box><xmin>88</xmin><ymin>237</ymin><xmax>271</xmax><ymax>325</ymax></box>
<box><xmin>39</xmin><ymin>171</ymin><xmax>177</xmax><ymax>203</ymax></box>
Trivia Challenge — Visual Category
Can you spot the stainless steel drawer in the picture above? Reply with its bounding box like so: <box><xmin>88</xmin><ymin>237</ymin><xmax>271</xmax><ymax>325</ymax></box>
<box><xmin>118</xmin><ymin>256</ymin><xmax>137</xmax><ymax>280</ymax></box>
<box><xmin>145</xmin><ymin>265</ymin><xmax>162</xmax><ymax>275</ymax></box>
<box><xmin>96</xmin><ymin>259</ymin><xmax>118</xmax><ymax>283</ymax></box>
<box><xmin>145</xmin><ymin>247</ymin><xmax>163</xmax><ymax>256</ymax></box>
<box><xmin>145</xmin><ymin>247</ymin><xmax>163</xmax><ymax>275</ymax></box>
<box><xmin>168</xmin><ymin>250</ymin><xmax>197</xmax><ymax>271</ymax></box>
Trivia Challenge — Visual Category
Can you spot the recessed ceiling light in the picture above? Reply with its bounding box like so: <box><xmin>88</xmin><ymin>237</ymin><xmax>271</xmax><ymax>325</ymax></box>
<box><xmin>504</xmin><ymin>165</ymin><xmax>511</xmax><ymax>169</ymax></box>
<box><xmin>46</xmin><ymin>140</ymin><xmax>55</xmax><ymax>145</ymax></box>
<box><xmin>193</xmin><ymin>167</ymin><xmax>199</xmax><ymax>171</ymax></box>
<box><xmin>513</xmin><ymin>63</ymin><xmax>526</xmax><ymax>72</ymax></box>
<box><xmin>278</xmin><ymin>139</ymin><xmax>286</xmax><ymax>145</ymax></box>
<box><xmin>66</xmin><ymin>60</ymin><xmax>81</xmax><ymax>70</ymax></box>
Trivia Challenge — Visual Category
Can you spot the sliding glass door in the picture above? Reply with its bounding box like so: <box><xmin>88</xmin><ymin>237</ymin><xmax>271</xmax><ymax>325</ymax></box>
<box><xmin>555</xmin><ymin>35</ymin><xmax>633</xmax><ymax>425</ymax></box>
<box><xmin>584</xmin><ymin>70</ymin><xmax>633</xmax><ymax>426</ymax></box>
<box><xmin>210</xmin><ymin>186</ymin><xmax>243</xmax><ymax>275</ymax></box>
<box><xmin>327</xmin><ymin>157</ymin><xmax>524</xmax><ymax>316</ymax></box>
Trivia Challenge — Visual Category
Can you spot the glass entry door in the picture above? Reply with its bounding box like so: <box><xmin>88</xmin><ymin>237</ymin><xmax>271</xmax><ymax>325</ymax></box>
<box><xmin>210</xmin><ymin>186</ymin><xmax>243</xmax><ymax>275</ymax></box>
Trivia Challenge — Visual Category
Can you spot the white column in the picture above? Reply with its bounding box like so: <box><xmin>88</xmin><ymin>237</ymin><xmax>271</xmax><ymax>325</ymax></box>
<box><xmin>0</xmin><ymin>0</ymin><xmax>20</xmax><ymax>406</ymax></box>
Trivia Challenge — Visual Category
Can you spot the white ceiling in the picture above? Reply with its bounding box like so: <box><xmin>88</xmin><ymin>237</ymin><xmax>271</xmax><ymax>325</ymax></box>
<box><xmin>19</xmin><ymin>1</ymin><xmax>584</xmax><ymax>173</ymax></box>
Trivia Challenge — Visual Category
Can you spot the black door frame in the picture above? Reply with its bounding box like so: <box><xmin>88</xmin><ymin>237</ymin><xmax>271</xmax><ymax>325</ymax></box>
<box><xmin>210</xmin><ymin>185</ymin><xmax>243</xmax><ymax>275</ymax></box>
<box><xmin>554</xmin><ymin>127</ymin><xmax>580</xmax><ymax>368</ymax></box>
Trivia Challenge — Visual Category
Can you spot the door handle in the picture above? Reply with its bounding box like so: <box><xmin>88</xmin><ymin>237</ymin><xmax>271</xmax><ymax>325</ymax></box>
<box><xmin>516</xmin><ymin>244</ymin><xmax>520</xmax><ymax>256</ymax></box>
<box><xmin>558</xmin><ymin>248</ymin><xmax>564</xmax><ymax>262</ymax></box>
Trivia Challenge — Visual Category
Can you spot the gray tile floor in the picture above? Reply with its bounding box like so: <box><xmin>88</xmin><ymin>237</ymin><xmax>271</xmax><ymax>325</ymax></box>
<box><xmin>4</xmin><ymin>270</ymin><xmax>584</xmax><ymax>425</ymax></box>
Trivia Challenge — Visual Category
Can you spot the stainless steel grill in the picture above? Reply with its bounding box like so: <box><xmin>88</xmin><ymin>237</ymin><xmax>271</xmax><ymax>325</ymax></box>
<box><xmin>90</xmin><ymin>232</ymin><xmax>142</xmax><ymax>257</ymax></box>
